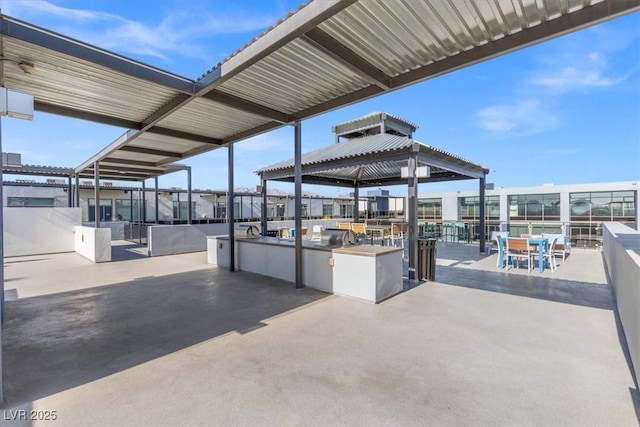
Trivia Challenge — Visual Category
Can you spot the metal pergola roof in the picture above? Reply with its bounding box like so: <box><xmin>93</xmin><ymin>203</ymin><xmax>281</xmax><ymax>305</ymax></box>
<box><xmin>256</xmin><ymin>133</ymin><xmax>490</xmax><ymax>187</ymax></box>
<box><xmin>0</xmin><ymin>0</ymin><xmax>636</xmax><ymax>181</ymax></box>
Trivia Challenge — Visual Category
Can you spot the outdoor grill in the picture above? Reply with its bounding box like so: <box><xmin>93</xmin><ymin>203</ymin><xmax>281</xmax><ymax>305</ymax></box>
<box><xmin>319</xmin><ymin>228</ymin><xmax>356</xmax><ymax>247</ymax></box>
<box><xmin>234</xmin><ymin>224</ymin><xmax>260</xmax><ymax>238</ymax></box>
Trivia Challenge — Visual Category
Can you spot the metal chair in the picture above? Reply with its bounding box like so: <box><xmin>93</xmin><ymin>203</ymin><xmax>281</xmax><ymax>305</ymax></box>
<box><xmin>533</xmin><ymin>236</ymin><xmax>558</xmax><ymax>272</ymax></box>
<box><xmin>505</xmin><ymin>237</ymin><xmax>532</xmax><ymax>273</ymax></box>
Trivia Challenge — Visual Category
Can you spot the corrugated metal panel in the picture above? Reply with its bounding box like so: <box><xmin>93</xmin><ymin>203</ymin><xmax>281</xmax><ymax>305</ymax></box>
<box><xmin>2</xmin><ymin>39</ymin><xmax>180</xmax><ymax>122</ymax></box>
<box><xmin>333</xmin><ymin>111</ymin><xmax>418</xmax><ymax>131</ymax></box>
<box><xmin>157</xmin><ymin>98</ymin><xmax>271</xmax><ymax>139</ymax></box>
<box><xmin>258</xmin><ymin>134</ymin><xmax>413</xmax><ymax>172</ymax></box>
<box><xmin>257</xmin><ymin>132</ymin><xmax>489</xmax><ymax>178</ymax></box>
<box><xmin>319</xmin><ymin>0</ymin><xmax>605</xmax><ymax>78</ymax></box>
<box><xmin>217</xmin><ymin>38</ymin><xmax>371</xmax><ymax>115</ymax></box>
<box><xmin>132</xmin><ymin>132</ymin><xmax>205</xmax><ymax>151</ymax></box>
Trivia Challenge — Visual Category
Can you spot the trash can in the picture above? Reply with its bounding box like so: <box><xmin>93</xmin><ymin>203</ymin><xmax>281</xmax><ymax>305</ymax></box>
<box><xmin>417</xmin><ymin>238</ymin><xmax>437</xmax><ymax>281</ymax></box>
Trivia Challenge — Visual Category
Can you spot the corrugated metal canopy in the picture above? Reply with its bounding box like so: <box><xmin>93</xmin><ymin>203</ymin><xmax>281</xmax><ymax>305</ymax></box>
<box><xmin>256</xmin><ymin>133</ymin><xmax>491</xmax><ymax>187</ymax></box>
<box><xmin>0</xmin><ymin>0</ymin><xmax>637</xmax><ymax>180</ymax></box>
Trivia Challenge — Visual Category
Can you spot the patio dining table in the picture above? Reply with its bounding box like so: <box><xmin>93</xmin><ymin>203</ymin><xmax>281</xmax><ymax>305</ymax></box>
<box><xmin>498</xmin><ymin>236</ymin><xmax>549</xmax><ymax>273</ymax></box>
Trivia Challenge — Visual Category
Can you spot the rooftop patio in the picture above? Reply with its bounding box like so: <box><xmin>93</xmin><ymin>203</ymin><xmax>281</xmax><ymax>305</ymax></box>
<box><xmin>2</xmin><ymin>243</ymin><xmax>637</xmax><ymax>424</ymax></box>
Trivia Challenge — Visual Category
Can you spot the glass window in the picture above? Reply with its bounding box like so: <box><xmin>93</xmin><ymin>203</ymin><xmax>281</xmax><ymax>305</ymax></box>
<box><xmin>508</xmin><ymin>193</ymin><xmax>559</xmax><ymax>221</ymax></box>
<box><xmin>115</xmin><ymin>199</ymin><xmax>138</xmax><ymax>221</ymax></box>
<box><xmin>173</xmin><ymin>201</ymin><xmax>197</xmax><ymax>220</ymax></box>
<box><xmin>459</xmin><ymin>196</ymin><xmax>500</xmax><ymax>219</ymax></box>
<box><xmin>322</xmin><ymin>203</ymin><xmax>333</xmax><ymax>218</ymax></box>
<box><xmin>418</xmin><ymin>198</ymin><xmax>442</xmax><ymax>220</ymax></box>
<box><xmin>7</xmin><ymin>197</ymin><xmax>55</xmax><ymax>207</ymax></box>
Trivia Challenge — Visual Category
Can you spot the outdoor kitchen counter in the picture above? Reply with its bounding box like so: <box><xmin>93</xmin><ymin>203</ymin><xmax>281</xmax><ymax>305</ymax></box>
<box><xmin>208</xmin><ymin>236</ymin><xmax>403</xmax><ymax>303</ymax></box>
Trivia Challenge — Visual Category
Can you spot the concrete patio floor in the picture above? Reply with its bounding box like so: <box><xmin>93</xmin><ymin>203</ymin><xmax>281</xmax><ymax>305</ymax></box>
<box><xmin>2</xmin><ymin>242</ymin><xmax>638</xmax><ymax>426</ymax></box>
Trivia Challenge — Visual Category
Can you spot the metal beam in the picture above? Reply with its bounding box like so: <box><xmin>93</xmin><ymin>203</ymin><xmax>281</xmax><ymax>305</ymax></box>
<box><xmin>294</xmin><ymin>121</ymin><xmax>303</xmax><ymax>289</ymax></box>
<box><xmin>302</xmin><ymin>28</ymin><xmax>391</xmax><ymax>90</ymax></box>
<box><xmin>222</xmin><ymin>121</ymin><xmax>284</xmax><ymax>145</ymax></box>
<box><xmin>89</xmin><ymin>165</ymin><xmax>166</xmax><ymax>174</ymax></box>
<box><xmin>0</xmin><ymin>16</ymin><xmax>194</xmax><ymax>93</ymax></box>
<box><xmin>100</xmin><ymin>158</ymin><xmax>158</xmax><ymax>167</ymax></box>
<box><xmin>202</xmin><ymin>90</ymin><xmax>290</xmax><ymax>123</ymax></box>
<box><xmin>141</xmin><ymin>93</ymin><xmax>192</xmax><ymax>129</ymax></box>
<box><xmin>390</xmin><ymin>0</ymin><xmax>640</xmax><ymax>90</ymax></box>
<box><xmin>146</xmin><ymin>127</ymin><xmax>223</xmax><ymax>145</ymax></box>
<box><xmin>195</xmin><ymin>0</ymin><xmax>358</xmax><ymax>93</ymax></box>
<box><xmin>289</xmin><ymin>85</ymin><xmax>383</xmax><ymax>122</ymax></box>
<box><xmin>118</xmin><ymin>146</ymin><xmax>183</xmax><ymax>158</ymax></box>
<box><xmin>35</xmin><ymin>101</ymin><xmax>141</xmax><ymax>129</ymax></box>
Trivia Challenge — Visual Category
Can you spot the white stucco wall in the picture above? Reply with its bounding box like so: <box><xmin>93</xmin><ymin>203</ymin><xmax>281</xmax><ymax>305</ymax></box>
<box><xmin>602</xmin><ymin>222</ymin><xmax>640</xmax><ymax>384</ymax></box>
<box><xmin>74</xmin><ymin>226</ymin><xmax>111</xmax><ymax>263</ymax></box>
<box><xmin>4</xmin><ymin>207</ymin><xmax>81</xmax><ymax>256</ymax></box>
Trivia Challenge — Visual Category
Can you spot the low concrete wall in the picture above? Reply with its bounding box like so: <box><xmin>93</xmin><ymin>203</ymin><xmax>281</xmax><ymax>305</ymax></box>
<box><xmin>4</xmin><ymin>207</ymin><xmax>81</xmax><ymax>256</ymax></box>
<box><xmin>83</xmin><ymin>221</ymin><xmax>125</xmax><ymax>240</ymax></box>
<box><xmin>74</xmin><ymin>226</ymin><xmax>111</xmax><ymax>263</ymax></box>
<box><xmin>603</xmin><ymin>222</ymin><xmax>640</xmax><ymax>384</ymax></box>
<box><xmin>148</xmin><ymin>219</ymin><xmax>339</xmax><ymax>257</ymax></box>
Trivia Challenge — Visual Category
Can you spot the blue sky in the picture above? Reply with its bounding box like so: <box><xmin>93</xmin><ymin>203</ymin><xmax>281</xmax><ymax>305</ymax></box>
<box><xmin>1</xmin><ymin>0</ymin><xmax>638</xmax><ymax>196</ymax></box>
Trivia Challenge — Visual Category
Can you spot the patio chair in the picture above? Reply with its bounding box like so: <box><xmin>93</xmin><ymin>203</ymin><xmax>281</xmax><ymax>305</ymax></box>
<box><xmin>488</xmin><ymin>231</ymin><xmax>508</xmax><ymax>266</ymax></box>
<box><xmin>311</xmin><ymin>225</ymin><xmax>324</xmax><ymax>241</ymax></box>
<box><xmin>533</xmin><ymin>236</ymin><xmax>558</xmax><ymax>272</ymax></box>
<box><xmin>350</xmin><ymin>223</ymin><xmax>367</xmax><ymax>243</ymax></box>
<box><xmin>550</xmin><ymin>234</ymin><xmax>571</xmax><ymax>262</ymax></box>
<box><xmin>505</xmin><ymin>237</ymin><xmax>532</xmax><ymax>273</ymax></box>
<box><xmin>337</xmin><ymin>222</ymin><xmax>351</xmax><ymax>230</ymax></box>
<box><xmin>390</xmin><ymin>222</ymin><xmax>407</xmax><ymax>247</ymax></box>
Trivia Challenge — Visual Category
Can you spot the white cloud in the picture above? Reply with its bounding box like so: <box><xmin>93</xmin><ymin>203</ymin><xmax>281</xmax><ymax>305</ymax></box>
<box><xmin>477</xmin><ymin>100</ymin><xmax>560</xmax><ymax>136</ymax></box>
<box><xmin>530</xmin><ymin>51</ymin><xmax>625</xmax><ymax>94</ymax></box>
<box><xmin>1</xmin><ymin>0</ymin><xmax>277</xmax><ymax>62</ymax></box>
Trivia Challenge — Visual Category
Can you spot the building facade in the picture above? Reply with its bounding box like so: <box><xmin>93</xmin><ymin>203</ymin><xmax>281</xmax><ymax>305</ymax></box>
<box><xmin>2</xmin><ymin>180</ymin><xmax>637</xmax><ymax>248</ymax></box>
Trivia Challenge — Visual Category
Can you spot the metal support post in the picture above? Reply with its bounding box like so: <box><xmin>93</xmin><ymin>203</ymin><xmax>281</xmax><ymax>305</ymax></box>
<box><xmin>154</xmin><ymin>176</ymin><xmax>159</xmax><ymax>224</ymax></box>
<box><xmin>407</xmin><ymin>147</ymin><xmax>418</xmax><ymax>280</ymax></box>
<box><xmin>479</xmin><ymin>176</ymin><xmax>486</xmax><ymax>253</ymax></box>
<box><xmin>294</xmin><ymin>121</ymin><xmax>303</xmax><ymax>288</ymax></box>
<box><xmin>228</xmin><ymin>144</ymin><xmax>235</xmax><ymax>272</ymax></box>
<box><xmin>94</xmin><ymin>161</ymin><xmax>100</xmax><ymax>228</ymax></box>
<box><xmin>75</xmin><ymin>174</ymin><xmax>80</xmax><ymax>209</ymax></box>
<box><xmin>187</xmin><ymin>167</ymin><xmax>192</xmax><ymax>224</ymax></box>
<box><xmin>261</xmin><ymin>178</ymin><xmax>268</xmax><ymax>235</ymax></box>
<box><xmin>67</xmin><ymin>176</ymin><xmax>72</xmax><ymax>207</ymax></box>
<box><xmin>353</xmin><ymin>185</ymin><xmax>359</xmax><ymax>222</ymax></box>
<box><xmin>142</xmin><ymin>180</ymin><xmax>146</xmax><ymax>223</ymax></box>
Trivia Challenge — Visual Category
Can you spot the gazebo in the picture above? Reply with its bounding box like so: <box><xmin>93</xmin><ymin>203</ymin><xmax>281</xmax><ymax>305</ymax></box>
<box><xmin>256</xmin><ymin>112</ymin><xmax>490</xmax><ymax>282</ymax></box>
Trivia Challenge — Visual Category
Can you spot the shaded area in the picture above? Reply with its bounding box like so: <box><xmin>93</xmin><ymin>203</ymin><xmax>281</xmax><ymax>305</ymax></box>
<box><xmin>1</xmin><ymin>269</ymin><xmax>328</xmax><ymax>407</ymax></box>
<box><xmin>110</xmin><ymin>242</ymin><xmax>148</xmax><ymax>261</ymax></box>
<box><xmin>436</xmin><ymin>260</ymin><xmax>614</xmax><ymax>311</ymax></box>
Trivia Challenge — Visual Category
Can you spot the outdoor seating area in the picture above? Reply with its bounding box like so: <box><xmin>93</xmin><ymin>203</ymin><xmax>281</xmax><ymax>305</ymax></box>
<box><xmin>492</xmin><ymin>231</ymin><xmax>572</xmax><ymax>274</ymax></box>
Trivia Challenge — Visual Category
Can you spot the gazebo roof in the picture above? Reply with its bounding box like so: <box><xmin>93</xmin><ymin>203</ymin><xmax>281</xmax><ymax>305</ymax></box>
<box><xmin>256</xmin><ymin>132</ymin><xmax>489</xmax><ymax>188</ymax></box>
